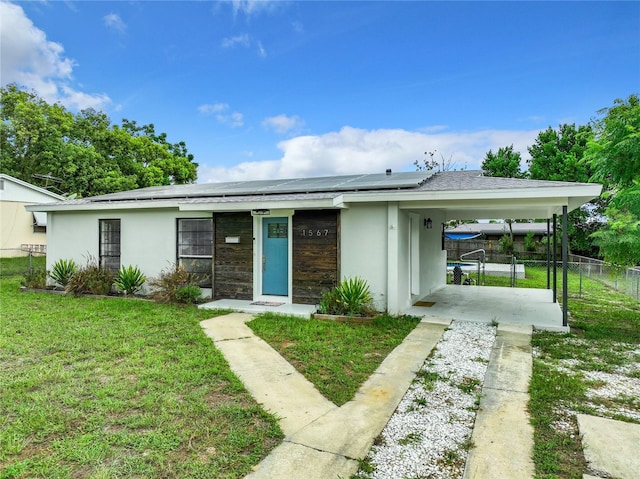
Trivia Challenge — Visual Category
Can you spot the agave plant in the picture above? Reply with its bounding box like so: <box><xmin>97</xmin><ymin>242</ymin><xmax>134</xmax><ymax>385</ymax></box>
<box><xmin>319</xmin><ymin>276</ymin><xmax>374</xmax><ymax>316</ymax></box>
<box><xmin>114</xmin><ymin>265</ymin><xmax>146</xmax><ymax>295</ymax></box>
<box><xmin>49</xmin><ymin>259</ymin><xmax>77</xmax><ymax>287</ymax></box>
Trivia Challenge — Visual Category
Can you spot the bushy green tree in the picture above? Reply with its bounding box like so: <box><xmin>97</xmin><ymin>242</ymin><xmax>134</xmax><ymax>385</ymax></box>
<box><xmin>527</xmin><ymin>124</ymin><xmax>592</xmax><ymax>182</ymax></box>
<box><xmin>481</xmin><ymin>145</ymin><xmax>525</xmax><ymax>178</ymax></box>
<box><xmin>585</xmin><ymin>93</ymin><xmax>640</xmax><ymax>266</ymax></box>
<box><xmin>528</xmin><ymin>123</ymin><xmax>603</xmax><ymax>257</ymax></box>
<box><xmin>0</xmin><ymin>84</ymin><xmax>198</xmax><ymax>198</ymax></box>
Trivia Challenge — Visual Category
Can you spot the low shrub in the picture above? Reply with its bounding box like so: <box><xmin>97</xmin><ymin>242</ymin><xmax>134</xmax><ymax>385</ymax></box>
<box><xmin>319</xmin><ymin>288</ymin><xmax>341</xmax><ymax>315</ymax></box>
<box><xmin>175</xmin><ymin>284</ymin><xmax>202</xmax><ymax>304</ymax></box>
<box><xmin>319</xmin><ymin>276</ymin><xmax>375</xmax><ymax>316</ymax></box>
<box><xmin>498</xmin><ymin>233</ymin><xmax>514</xmax><ymax>255</ymax></box>
<box><xmin>21</xmin><ymin>268</ymin><xmax>47</xmax><ymax>289</ymax></box>
<box><xmin>66</xmin><ymin>258</ymin><xmax>114</xmax><ymax>296</ymax></box>
<box><xmin>114</xmin><ymin>265</ymin><xmax>146</xmax><ymax>295</ymax></box>
<box><xmin>148</xmin><ymin>263</ymin><xmax>205</xmax><ymax>303</ymax></box>
<box><xmin>49</xmin><ymin>259</ymin><xmax>77</xmax><ymax>287</ymax></box>
<box><xmin>524</xmin><ymin>231</ymin><xmax>537</xmax><ymax>252</ymax></box>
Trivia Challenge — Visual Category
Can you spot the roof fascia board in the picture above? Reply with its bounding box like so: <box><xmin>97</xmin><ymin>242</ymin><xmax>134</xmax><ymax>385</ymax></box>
<box><xmin>25</xmin><ymin>200</ymin><xmax>182</xmax><ymax>212</ymax></box>
<box><xmin>342</xmin><ymin>184</ymin><xmax>602</xmax><ymax>204</ymax></box>
<box><xmin>399</xmin><ymin>196</ymin><xmax>570</xmax><ymax>210</ymax></box>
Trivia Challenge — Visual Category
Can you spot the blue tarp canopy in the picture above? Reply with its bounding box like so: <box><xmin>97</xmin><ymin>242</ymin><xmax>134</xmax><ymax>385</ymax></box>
<box><xmin>444</xmin><ymin>233</ymin><xmax>482</xmax><ymax>240</ymax></box>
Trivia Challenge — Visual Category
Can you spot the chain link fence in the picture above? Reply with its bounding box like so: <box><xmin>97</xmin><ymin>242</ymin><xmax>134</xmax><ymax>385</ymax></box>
<box><xmin>0</xmin><ymin>247</ymin><xmax>47</xmax><ymax>277</ymax></box>
<box><xmin>514</xmin><ymin>255</ymin><xmax>640</xmax><ymax>301</ymax></box>
<box><xmin>567</xmin><ymin>254</ymin><xmax>640</xmax><ymax>300</ymax></box>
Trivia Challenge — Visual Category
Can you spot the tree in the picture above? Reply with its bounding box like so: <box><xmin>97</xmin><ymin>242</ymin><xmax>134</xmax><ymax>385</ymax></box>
<box><xmin>414</xmin><ymin>150</ymin><xmax>458</xmax><ymax>172</ymax></box>
<box><xmin>0</xmin><ymin>84</ymin><xmax>198</xmax><ymax>198</ymax></box>
<box><xmin>481</xmin><ymin>145</ymin><xmax>524</xmax><ymax>178</ymax></box>
<box><xmin>585</xmin><ymin>93</ymin><xmax>640</xmax><ymax>266</ymax></box>
<box><xmin>527</xmin><ymin>124</ymin><xmax>592</xmax><ymax>182</ymax></box>
<box><xmin>527</xmin><ymin>123</ymin><xmax>603</xmax><ymax>257</ymax></box>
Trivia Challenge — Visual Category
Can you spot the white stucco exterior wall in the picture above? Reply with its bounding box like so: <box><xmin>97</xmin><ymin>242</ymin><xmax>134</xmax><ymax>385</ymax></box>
<box><xmin>46</xmin><ymin>208</ymin><xmax>211</xmax><ymax>289</ymax></box>
<box><xmin>340</xmin><ymin>204</ymin><xmax>389</xmax><ymax>311</ymax></box>
<box><xmin>340</xmin><ymin>204</ymin><xmax>448</xmax><ymax>314</ymax></box>
<box><xmin>418</xmin><ymin>210</ymin><xmax>448</xmax><ymax>296</ymax></box>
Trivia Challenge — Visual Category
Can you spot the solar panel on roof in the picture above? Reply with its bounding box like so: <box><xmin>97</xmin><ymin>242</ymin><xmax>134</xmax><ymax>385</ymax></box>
<box><xmin>88</xmin><ymin>171</ymin><xmax>434</xmax><ymax>202</ymax></box>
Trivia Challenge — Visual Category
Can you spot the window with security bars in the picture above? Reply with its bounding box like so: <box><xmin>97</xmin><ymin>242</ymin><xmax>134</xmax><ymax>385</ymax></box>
<box><xmin>177</xmin><ymin>218</ymin><xmax>213</xmax><ymax>287</ymax></box>
<box><xmin>99</xmin><ymin>219</ymin><xmax>121</xmax><ymax>273</ymax></box>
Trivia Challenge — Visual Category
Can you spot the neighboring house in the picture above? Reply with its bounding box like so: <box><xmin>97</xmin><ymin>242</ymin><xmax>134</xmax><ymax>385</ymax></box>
<box><xmin>0</xmin><ymin>174</ymin><xmax>65</xmax><ymax>258</ymax></box>
<box><xmin>27</xmin><ymin>170</ymin><xmax>601</xmax><ymax>314</ymax></box>
<box><xmin>445</xmin><ymin>222</ymin><xmax>553</xmax><ymax>261</ymax></box>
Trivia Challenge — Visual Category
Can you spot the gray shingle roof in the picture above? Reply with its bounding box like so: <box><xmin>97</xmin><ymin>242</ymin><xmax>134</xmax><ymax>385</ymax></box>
<box><xmin>421</xmin><ymin>170</ymin><xmax>592</xmax><ymax>191</ymax></box>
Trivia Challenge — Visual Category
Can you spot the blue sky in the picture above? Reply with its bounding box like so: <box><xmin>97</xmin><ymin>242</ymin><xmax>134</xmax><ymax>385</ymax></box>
<box><xmin>2</xmin><ymin>1</ymin><xmax>638</xmax><ymax>183</ymax></box>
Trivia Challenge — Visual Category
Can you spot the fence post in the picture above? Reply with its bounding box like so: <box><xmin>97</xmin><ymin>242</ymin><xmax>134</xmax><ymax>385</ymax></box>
<box><xmin>553</xmin><ymin>214</ymin><xmax>557</xmax><ymax>303</ymax></box>
<box><xmin>579</xmin><ymin>265</ymin><xmax>583</xmax><ymax>298</ymax></box>
<box><xmin>562</xmin><ymin>206</ymin><xmax>568</xmax><ymax>328</ymax></box>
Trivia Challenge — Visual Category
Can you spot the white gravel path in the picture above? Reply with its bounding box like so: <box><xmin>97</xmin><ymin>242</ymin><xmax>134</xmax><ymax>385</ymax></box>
<box><xmin>355</xmin><ymin>320</ymin><xmax>497</xmax><ymax>479</ymax></box>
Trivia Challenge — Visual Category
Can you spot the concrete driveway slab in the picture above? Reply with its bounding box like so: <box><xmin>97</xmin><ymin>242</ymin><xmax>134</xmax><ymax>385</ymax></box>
<box><xmin>463</xmin><ymin>324</ymin><xmax>534</xmax><ymax>479</ymax></box>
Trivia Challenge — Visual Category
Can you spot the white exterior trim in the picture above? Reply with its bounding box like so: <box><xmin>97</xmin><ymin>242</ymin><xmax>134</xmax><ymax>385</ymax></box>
<box><xmin>252</xmin><ymin>209</ymin><xmax>294</xmax><ymax>304</ymax></box>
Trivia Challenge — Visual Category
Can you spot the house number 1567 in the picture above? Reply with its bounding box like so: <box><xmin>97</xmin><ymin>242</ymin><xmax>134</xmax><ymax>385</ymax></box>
<box><xmin>300</xmin><ymin>229</ymin><xmax>329</xmax><ymax>237</ymax></box>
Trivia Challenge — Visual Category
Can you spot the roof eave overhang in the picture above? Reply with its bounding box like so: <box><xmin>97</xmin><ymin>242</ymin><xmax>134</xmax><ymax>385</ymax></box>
<box><xmin>342</xmin><ymin>184</ymin><xmax>601</xmax><ymax>203</ymax></box>
<box><xmin>341</xmin><ymin>184</ymin><xmax>602</xmax><ymax>218</ymax></box>
<box><xmin>25</xmin><ymin>200</ymin><xmax>183</xmax><ymax>212</ymax></box>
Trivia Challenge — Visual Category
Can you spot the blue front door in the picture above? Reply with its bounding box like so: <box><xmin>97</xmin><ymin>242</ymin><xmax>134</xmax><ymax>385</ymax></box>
<box><xmin>262</xmin><ymin>217</ymin><xmax>288</xmax><ymax>296</ymax></box>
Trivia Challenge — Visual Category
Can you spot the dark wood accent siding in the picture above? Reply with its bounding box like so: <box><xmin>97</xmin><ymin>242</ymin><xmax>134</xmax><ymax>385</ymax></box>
<box><xmin>213</xmin><ymin>212</ymin><xmax>253</xmax><ymax>300</ymax></box>
<box><xmin>292</xmin><ymin>210</ymin><xmax>339</xmax><ymax>304</ymax></box>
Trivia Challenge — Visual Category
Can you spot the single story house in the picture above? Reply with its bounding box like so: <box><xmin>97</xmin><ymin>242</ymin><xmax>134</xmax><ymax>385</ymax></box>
<box><xmin>27</xmin><ymin>170</ymin><xmax>601</xmax><ymax>314</ymax></box>
<box><xmin>0</xmin><ymin>173</ymin><xmax>65</xmax><ymax>258</ymax></box>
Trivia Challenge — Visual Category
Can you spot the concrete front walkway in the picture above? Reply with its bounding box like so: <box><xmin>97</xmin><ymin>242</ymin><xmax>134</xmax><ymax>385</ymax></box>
<box><xmin>200</xmin><ymin>313</ymin><xmax>450</xmax><ymax>479</ymax></box>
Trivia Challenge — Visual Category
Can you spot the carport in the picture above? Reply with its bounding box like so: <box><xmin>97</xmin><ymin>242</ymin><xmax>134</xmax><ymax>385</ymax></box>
<box><xmin>398</xmin><ymin>171</ymin><xmax>602</xmax><ymax>327</ymax></box>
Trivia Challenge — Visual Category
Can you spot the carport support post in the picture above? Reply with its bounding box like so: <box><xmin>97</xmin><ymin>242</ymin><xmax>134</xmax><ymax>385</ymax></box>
<box><xmin>546</xmin><ymin>218</ymin><xmax>551</xmax><ymax>289</ymax></box>
<box><xmin>552</xmin><ymin>214</ymin><xmax>557</xmax><ymax>303</ymax></box>
<box><xmin>562</xmin><ymin>206</ymin><xmax>568</xmax><ymax>327</ymax></box>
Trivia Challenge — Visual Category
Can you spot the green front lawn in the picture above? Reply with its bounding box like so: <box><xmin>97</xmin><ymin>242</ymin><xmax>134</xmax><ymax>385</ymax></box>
<box><xmin>0</xmin><ymin>261</ymin><xmax>282</xmax><ymax>479</ymax></box>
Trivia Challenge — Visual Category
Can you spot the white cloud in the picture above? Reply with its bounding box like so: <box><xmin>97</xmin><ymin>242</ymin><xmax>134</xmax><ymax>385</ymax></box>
<box><xmin>198</xmin><ymin>126</ymin><xmax>542</xmax><ymax>183</ymax></box>
<box><xmin>59</xmin><ymin>85</ymin><xmax>111</xmax><ymax>111</ymax></box>
<box><xmin>257</xmin><ymin>40</ymin><xmax>266</xmax><ymax>58</ymax></box>
<box><xmin>231</xmin><ymin>0</ymin><xmax>281</xmax><ymax>17</ymax></box>
<box><xmin>0</xmin><ymin>1</ymin><xmax>111</xmax><ymax>110</ymax></box>
<box><xmin>221</xmin><ymin>33</ymin><xmax>250</xmax><ymax>48</ymax></box>
<box><xmin>198</xmin><ymin>102</ymin><xmax>229</xmax><ymax>114</ymax></box>
<box><xmin>103</xmin><ymin>13</ymin><xmax>126</xmax><ymax>34</ymax></box>
<box><xmin>262</xmin><ymin>114</ymin><xmax>304</xmax><ymax>134</ymax></box>
<box><xmin>198</xmin><ymin>102</ymin><xmax>243</xmax><ymax>127</ymax></box>
<box><xmin>228</xmin><ymin>111</ymin><xmax>244</xmax><ymax>127</ymax></box>
<box><xmin>292</xmin><ymin>20</ymin><xmax>304</xmax><ymax>33</ymax></box>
